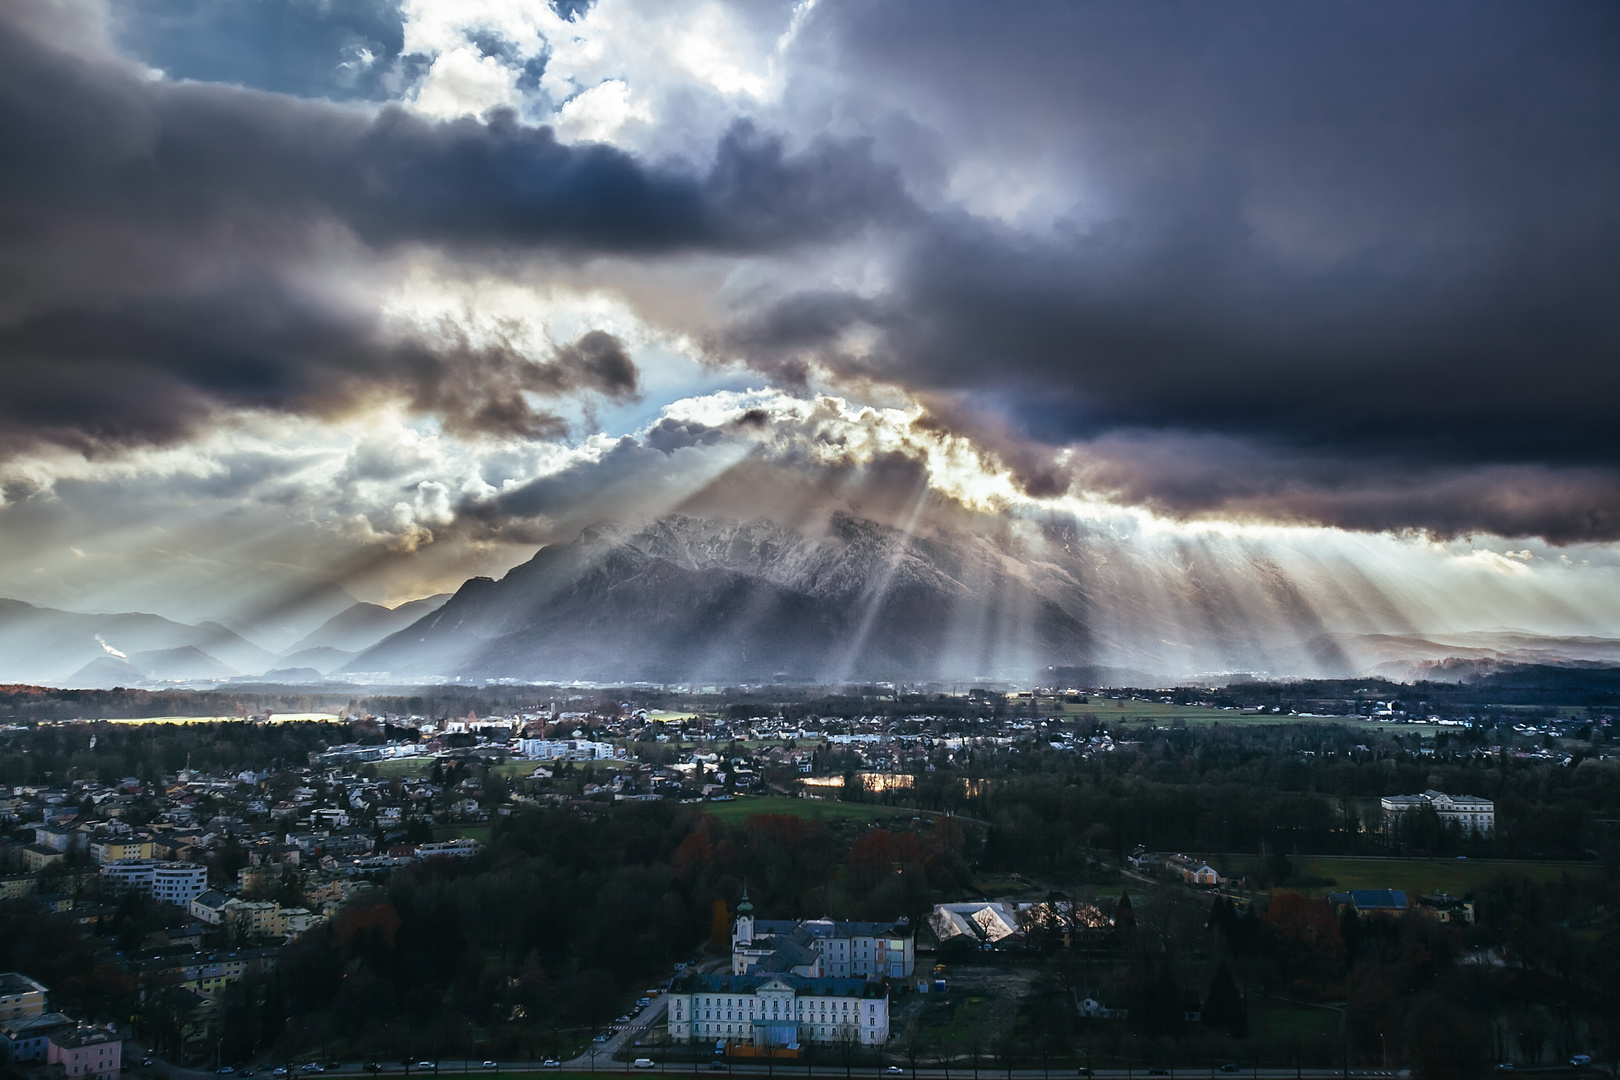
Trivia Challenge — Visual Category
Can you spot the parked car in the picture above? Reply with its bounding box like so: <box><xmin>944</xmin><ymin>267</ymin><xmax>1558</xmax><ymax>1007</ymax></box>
<box><xmin>217</xmin><ymin>1068</ymin><xmax>234</xmax><ymax>1075</ymax></box>
<box><xmin>707</xmin><ymin>1064</ymin><xmax>727</xmax><ymax>1072</ymax></box>
<box><xmin>482</xmin><ymin>1063</ymin><xmax>497</xmax><ymax>1069</ymax></box>
<box><xmin>541</xmin><ymin>1061</ymin><xmax>561</xmax><ymax>1069</ymax></box>
<box><xmin>886</xmin><ymin>1068</ymin><xmax>904</xmax><ymax>1075</ymax></box>
<box><xmin>241</xmin><ymin>1070</ymin><xmax>255</xmax><ymax>1076</ymax></box>
<box><xmin>415</xmin><ymin>1064</ymin><xmax>435</xmax><ymax>1071</ymax></box>
<box><xmin>633</xmin><ymin>1059</ymin><xmax>654</xmax><ymax>1069</ymax></box>
<box><xmin>142</xmin><ymin>1060</ymin><xmax>154</xmax><ymax>1068</ymax></box>
<box><xmin>1221</xmin><ymin>1067</ymin><xmax>1242</xmax><ymax>1075</ymax></box>
<box><xmin>271</xmin><ymin>1068</ymin><xmax>287</xmax><ymax>1077</ymax></box>
<box><xmin>1570</xmin><ymin>1055</ymin><xmax>1592</xmax><ymax>1067</ymax></box>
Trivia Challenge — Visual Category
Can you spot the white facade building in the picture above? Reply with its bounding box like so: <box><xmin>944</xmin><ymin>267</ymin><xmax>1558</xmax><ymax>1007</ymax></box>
<box><xmin>665</xmin><ymin>971</ymin><xmax>889</xmax><ymax>1047</ymax></box>
<box><xmin>98</xmin><ymin>861</ymin><xmax>208</xmax><ymax>907</ymax></box>
<box><xmin>1381</xmin><ymin>790</ymin><xmax>1495</xmax><ymax>835</ymax></box>
<box><xmin>518</xmin><ymin>738</ymin><xmax>621</xmax><ymax>761</ymax></box>
<box><xmin>414</xmin><ymin>838</ymin><xmax>481</xmax><ymax>859</ymax></box>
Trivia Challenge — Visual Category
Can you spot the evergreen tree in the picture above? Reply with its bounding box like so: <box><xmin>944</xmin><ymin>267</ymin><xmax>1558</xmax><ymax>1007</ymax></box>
<box><xmin>1203</xmin><ymin>960</ymin><xmax>1246</xmax><ymax>1038</ymax></box>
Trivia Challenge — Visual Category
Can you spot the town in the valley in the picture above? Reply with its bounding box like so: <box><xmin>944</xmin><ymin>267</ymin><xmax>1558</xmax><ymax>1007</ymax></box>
<box><xmin>0</xmin><ymin>679</ymin><xmax>1614</xmax><ymax>1078</ymax></box>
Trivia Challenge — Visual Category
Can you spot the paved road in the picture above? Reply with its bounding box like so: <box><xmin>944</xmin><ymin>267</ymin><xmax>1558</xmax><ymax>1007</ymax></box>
<box><xmin>133</xmin><ymin>1038</ymin><xmax>1616</xmax><ymax>1080</ymax></box>
<box><xmin>565</xmin><ymin>996</ymin><xmax>671</xmax><ymax>1069</ymax></box>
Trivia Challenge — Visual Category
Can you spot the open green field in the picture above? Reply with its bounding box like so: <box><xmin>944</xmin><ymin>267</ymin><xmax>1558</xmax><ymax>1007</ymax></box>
<box><xmin>645</xmin><ymin>710</ymin><xmax>699</xmax><ymax>723</ymax></box>
<box><xmin>432</xmin><ymin>824</ymin><xmax>492</xmax><ymax>844</ymax></box>
<box><xmin>696</xmin><ymin>794</ymin><xmax>927</xmax><ymax>824</ymax></box>
<box><xmin>1252</xmin><ymin>997</ymin><xmax>1341</xmax><ymax>1040</ymax></box>
<box><xmin>1287</xmin><ymin>855</ymin><xmax>1597</xmax><ymax>896</ymax></box>
<box><xmin>1056</xmin><ymin>699</ymin><xmax>1432</xmax><ymax>734</ymax></box>
<box><xmin>375</xmin><ymin>757</ymin><xmax>435</xmax><ymax>778</ymax></box>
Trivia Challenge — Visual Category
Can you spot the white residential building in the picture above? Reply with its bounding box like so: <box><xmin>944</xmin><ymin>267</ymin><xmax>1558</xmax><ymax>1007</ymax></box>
<box><xmin>1381</xmin><ymin>790</ymin><xmax>1495</xmax><ymax>835</ymax></box>
<box><xmin>1165</xmin><ymin>854</ymin><xmax>1220</xmax><ymax>886</ymax></box>
<box><xmin>414</xmin><ymin>838</ymin><xmax>481</xmax><ymax>859</ymax></box>
<box><xmin>665</xmin><ymin>971</ymin><xmax>890</xmax><ymax>1047</ymax></box>
<box><xmin>518</xmin><ymin>738</ymin><xmax>621</xmax><ymax>761</ymax></box>
<box><xmin>98</xmin><ymin>861</ymin><xmax>208</xmax><ymax>908</ymax></box>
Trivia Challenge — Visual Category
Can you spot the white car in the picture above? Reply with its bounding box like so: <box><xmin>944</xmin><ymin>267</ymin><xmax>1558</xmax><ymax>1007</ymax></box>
<box><xmin>633</xmin><ymin>1060</ymin><xmax>654</xmax><ymax>1069</ymax></box>
<box><xmin>541</xmin><ymin>1062</ymin><xmax>561</xmax><ymax>1070</ymax></box>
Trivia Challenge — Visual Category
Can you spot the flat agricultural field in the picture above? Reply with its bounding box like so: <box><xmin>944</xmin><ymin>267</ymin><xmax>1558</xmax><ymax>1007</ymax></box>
<box><xmin>1287</xmin><ymin>855</ymin><xmax>1597</xmax><ymax>896</ymax></box>
<box><xmin>1057</xmin><ymin>699</ymin><xmax>1427</xmax><ymax>734</ymax></box>
<box><xmin>696</xmin><ymin>794</ymin><xmax>926</xmax><ymax>824</ymax></box>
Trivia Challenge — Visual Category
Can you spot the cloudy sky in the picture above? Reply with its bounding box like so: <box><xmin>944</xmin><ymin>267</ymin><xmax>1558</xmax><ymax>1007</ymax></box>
<box><xmin>1</xmin><ymin>0</ymin><xmax>1617</xmax><ymax>656</ymax></box>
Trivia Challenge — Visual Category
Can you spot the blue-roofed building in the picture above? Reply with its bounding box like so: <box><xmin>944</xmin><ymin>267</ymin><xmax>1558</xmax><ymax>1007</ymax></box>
<box><xmin>1326</xmin><ymin>889</ymin><xmax>1409</xmax><ymax>916</ymax></box>
<box><xmin>0</xmin><ymin>1011</ymin><xmax>74</xmax><ymax>1062</ymax></box>
<box><xmin>666</xmin><ymin>970</ymin><xmax>890</xmax><ymax>1047</ymax></box>
<box><xmin>731</xmin><ymin>888</ymin><xmax>914</xmax><ymax>979</ymax></box>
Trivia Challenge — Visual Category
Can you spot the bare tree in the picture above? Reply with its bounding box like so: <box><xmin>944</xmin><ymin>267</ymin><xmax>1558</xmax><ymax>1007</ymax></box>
<box><xmin>835</xmin><ymin>1023</ymin><xmax>861</xmax><ymax>1080</ymax></box>
<box><xmin>902</xmin><ymin>1018</ymin><xmax>924</xmax><ymax>1080</ymax></box>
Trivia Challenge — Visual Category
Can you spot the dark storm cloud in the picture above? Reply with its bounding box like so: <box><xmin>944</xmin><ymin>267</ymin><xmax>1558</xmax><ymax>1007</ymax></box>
<box><xmin>1060</xmin><ymin>435</ymin><xmax>1620</xmax><ymax>545</ymax></box>
<box><xmin>728</xmin><ymin>0</ymin><xmax>1620</xmax><ymax>540</ymax></box>
<box><xmin>4</xmin><ymin>0</ymin><xmax>1619</xmax><ymax>547</ymax></box>
<box><xmin>0</xmin><ymin>3</ymin><xmax>910</xmax><ymax>450</ymax></box>
<box><xmin>0</xmin><ymin>274</ymin><xmax>645</xmax><ymax>447</ymax></box>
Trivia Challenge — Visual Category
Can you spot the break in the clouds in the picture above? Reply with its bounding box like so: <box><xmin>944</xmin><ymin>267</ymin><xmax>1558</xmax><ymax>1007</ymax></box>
<box><xmin>0</xmin><ymin>0</ymin><xmax>1618</xmax><ymax>651</ymax></box>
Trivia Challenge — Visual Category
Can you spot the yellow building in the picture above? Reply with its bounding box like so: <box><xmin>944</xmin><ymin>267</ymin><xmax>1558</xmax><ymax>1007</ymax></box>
<box><xmin>0</xmin><ymin>973</ymin><xmax>48</xmax><ymax>1020</ymax></box>
<box><xmin>91</xmin><ymin>839</ymin><xmax>153</xmax><ymax>865</ymax></box>
<box><xmin>237</xmin><ymin>864</ymin><xmax>280</xmax><ymax>900</ymax></box>
<box><xmin>22</xmin><ymin>846</ymin><xmax>62</xmax><ymax>873</ymax></box>
<box><xmin>0</xmin><ymin>874</ymin><xmax>38</xmax><ymax>900</ymax></box>
<box><xmin>230</xmin><ymin>901</ymin><xmax>288</xmax><ymax>939</ymax></box>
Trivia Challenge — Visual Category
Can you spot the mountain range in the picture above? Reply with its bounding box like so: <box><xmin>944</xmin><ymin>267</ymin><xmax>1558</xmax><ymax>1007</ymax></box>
<box><xmin>351</xmin><ymin>513</ymin><xmax>1094</xmax><ymax>683</ymax></box>
<box><xmin>4</xmin><ymin>512</ymin><xmax>1619</xmax><ymax>688</ymax></box>
<box><xmin>0</xmin><ymin>594</ymin><xmax>449</xmax><ymax>689</ymax></box>
<box><xmin>348</xmin><ymin>513</ymin><xmax>1620</xmax><ymax>685</ymax></box>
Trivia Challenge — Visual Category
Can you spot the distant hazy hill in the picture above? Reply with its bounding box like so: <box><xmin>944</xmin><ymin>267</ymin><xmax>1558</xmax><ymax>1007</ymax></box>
<box><xmin>249</xmin><ymin>667</ymin><xmax>327</xmax><ymax>685</ymax></box>
<box><xmin>64</xmin><ymin>655</ymin><xmax>148</xmax><ymax>689</ymax></box>
<box><xmin>284</xmin><ymin>595</ymin><xmax>451</xmax><ymax>657</ymax></box>
<box><xmin>351</xmin><ymin>513</ymin><xmax>1095</xmax><ymax>683</ymax></box>
<box><xmin>275</xmin><ymin>646</ymin><xmax>357</xmax><ymax>675</ymax></box>
<box><xmin>128</xmin><ymin>646</ymin><xmax>239</xmax><ymax>682</ymax></box>
<box><xmin>211</xmin><ymin>579</ymin><xmax>360</xmax><ymax>654</ymax></box>
<box><xmin>0</xmin><ymin>599</ymin><xmax>274</xmax><ymax>685</ymax></box>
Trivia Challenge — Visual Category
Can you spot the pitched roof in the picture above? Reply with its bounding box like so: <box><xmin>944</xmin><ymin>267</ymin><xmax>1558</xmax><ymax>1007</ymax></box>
<box><xmin>669</xmin><ymin>972</ymin><xmax>887</xmax><ymax>999</ymax></box>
